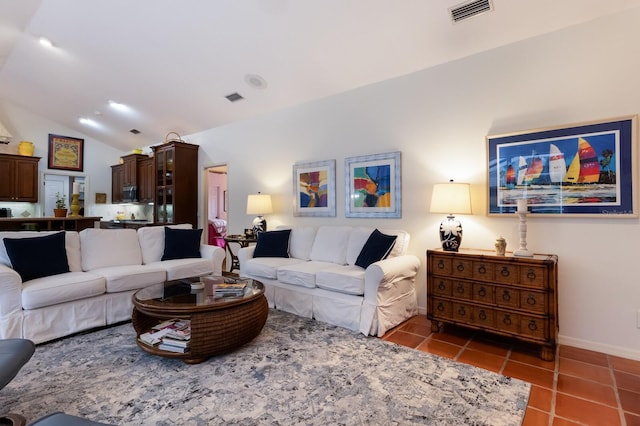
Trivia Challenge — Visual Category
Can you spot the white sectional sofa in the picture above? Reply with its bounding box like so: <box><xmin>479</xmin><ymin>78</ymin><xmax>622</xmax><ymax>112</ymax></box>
<box><xmin>0</xmin><ymin>224</ymin><xmax>225</xmax><ymax>343</ymax></box>
<box><xmin>238</xmin><ymin>226</ymin><xmax>420</xmax><ymax>336</ymax></box>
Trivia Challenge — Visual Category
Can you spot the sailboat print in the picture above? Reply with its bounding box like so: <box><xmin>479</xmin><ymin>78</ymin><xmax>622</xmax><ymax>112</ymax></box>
<box><xmin>505</xmin><ymin>164</ymin><xmax>516</xmax><ymax>187</ymax></box>
<box><xmin>548</xmin><ymin>144</ymin><xmax>566</xmax><ymax>183</ymax></box>
<box><xmin>563</xmin><ymin>138</ymin><xmax>600</xmax><ymax>184</ymax></box>
<box><xmin>516</xmin><ymin>156</ymin><xmax>527</xmax><ymax>186</ymax></box>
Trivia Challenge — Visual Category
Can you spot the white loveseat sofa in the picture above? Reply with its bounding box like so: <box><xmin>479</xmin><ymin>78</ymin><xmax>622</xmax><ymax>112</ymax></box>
<box><xmin>0</xmin><ymin>225</ymin><xmax>225</xmax><ymax>343</ymax></box>
<box><xmin>238</xmin><ymin>226</ymin><xmax>420</xmax><ymax>336</ymax></box>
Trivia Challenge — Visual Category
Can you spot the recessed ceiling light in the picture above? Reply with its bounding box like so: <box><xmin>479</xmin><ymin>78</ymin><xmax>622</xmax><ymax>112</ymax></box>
<box><xmin>244</xmin><ymin>74</ymin><xmax>267</xmax><ymax>89</ymax></box>
<box><xmin>108</xmin><ymin>100</ymin><xmax>129</xmax><ymax>112</ymax></box>
<box><xmin>79</xmin><ymin>117</ymin><xmax>97</xmax><ymax>127</ymax></box>
<box><xmin>39</xmin><ymin>37</ymin><xmax>54</xmax><ymax>48</ymax></box>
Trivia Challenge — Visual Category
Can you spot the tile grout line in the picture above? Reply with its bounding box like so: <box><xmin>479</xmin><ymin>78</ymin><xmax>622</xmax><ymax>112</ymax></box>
<box><xmin>607</xmin><ymin>354</ymin><xmax>627</xmax><ymax>426</ymax></box>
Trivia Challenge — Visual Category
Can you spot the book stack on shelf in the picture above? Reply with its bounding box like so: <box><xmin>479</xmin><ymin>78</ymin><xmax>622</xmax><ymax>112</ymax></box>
<box><xmin>138</xmin><ymin>319</ymin><xmax>191</xmax><ymax>353</ymax></box>
<box><xmin>214</xmin><ymin>281</ymin><xmax>247</xmax><ymax>298</ymax></box>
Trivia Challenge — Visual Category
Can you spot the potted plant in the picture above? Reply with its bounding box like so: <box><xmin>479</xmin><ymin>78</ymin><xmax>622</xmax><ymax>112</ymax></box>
<box><xmin>53</xmin><ymin>193</ymin><xmax>67</xmax><ymax>217</ymax></box>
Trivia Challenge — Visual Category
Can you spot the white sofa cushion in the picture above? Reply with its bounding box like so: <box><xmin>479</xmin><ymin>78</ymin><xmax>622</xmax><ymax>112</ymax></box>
<box><xmin>316</xmin><ymin>264</ymin><xmax>366</xmax><ymax>295</ymax></box>
<box><xmin>380</xmin><ymin>228</ymin><xmax>410</xmax><ymax>257</ymax></box>
<box><xmin>80</xmin><ymin>228</ymin><xmax>142</xmax><ymax>271</ymax></box>
<box><xmin>244</xmin><ymin>257</ymin><xmax>305</xmax><ymax>280</ymax></box>
<box><xmin>89</xmin><ymin>264</ymin><xmax>166</xmax><ymax>293</ymax></box>
<box><xmin>309</xmin><ymin>226</ymin><xmax>351</xmax><ymax>264</ymax></box>
<box><xmin>147</xmin><ymin>258</ymin><xmax>213</xmax><ymax>281</ymax></box>
<box><xmin>137</xmin><ymin>224</ymin><xmax>193</xmax><ymax>264</ymax></box>
<box><xmin>277</xmin><ymin>261</ymin><xmax>335</xmax><ymax>289</ymax></box>
<box><xmin>289</xmin><ymin>227</ymin><xmax>316</xmax><ymax>260</ymax></box>
<box><xmin>21</xmin><ymin>271</ymin><xmax>105</xmax><ymax>310</ymax></box>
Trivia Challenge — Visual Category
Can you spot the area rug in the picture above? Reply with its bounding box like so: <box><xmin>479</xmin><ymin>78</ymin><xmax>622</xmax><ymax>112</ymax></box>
<box><xmin>1</xmin><ymin>310</ymin><xmax>530</xmax><ymax>425</ymax></box>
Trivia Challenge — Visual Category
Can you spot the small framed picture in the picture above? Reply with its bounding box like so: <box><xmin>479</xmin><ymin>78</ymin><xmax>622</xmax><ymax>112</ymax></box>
<box><xmin>293</xmin><ymin>159</ymin><xmax>336</xmax><ymax>217</ymax></box>
<box><xmin>345</xmin><ymin>151</ymin><xmax>401</xmax><ymax>218</ymax></box>
<box><xmin>48</xmin><ymin>134</ymin><xmax>84</xmax><ymax>172</ymax></box>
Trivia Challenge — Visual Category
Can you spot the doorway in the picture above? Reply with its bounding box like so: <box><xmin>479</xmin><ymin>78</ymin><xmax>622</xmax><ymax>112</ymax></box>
<box><xmin>43</xmin><ymin>173</ymin><xmax>86</xmax><ymax>217</ymax></box>
<box><xmin>205</xmin><ymin>165</ymin><xmax>228</xmax><ymax>248</ymax></box>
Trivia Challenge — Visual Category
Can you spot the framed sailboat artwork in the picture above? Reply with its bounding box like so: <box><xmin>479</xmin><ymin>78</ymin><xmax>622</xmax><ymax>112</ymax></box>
<box><xmin>487</xmin><ymin>115</ymin><xmax>637</xmax><ymax>217</ymax></box>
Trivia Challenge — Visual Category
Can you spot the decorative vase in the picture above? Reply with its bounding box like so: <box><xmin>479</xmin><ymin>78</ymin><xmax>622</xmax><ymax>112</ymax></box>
<box><xmin>18</xmin><ymin>141</ymin><xmax>34</xmax><ymax>156</ymax></box>
<box><xmin>53</xmin><ymin>208</ymin><xmax>67</xmax><ymax>218</ymax></box>
<box><xmin>495</xmin><ymin>236</ymin><xmax>507</xmax><ymax>256</ymax></box>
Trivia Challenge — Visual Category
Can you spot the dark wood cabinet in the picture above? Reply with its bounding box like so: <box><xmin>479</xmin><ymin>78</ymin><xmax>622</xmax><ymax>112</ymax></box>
<box><xmin>111</xmin><ymin>164</ymin><xmax>124</xmax><ymax>203</ymax></box>
<box><xmin>427</xmin><ymin>248</ymin><xmax>558</xmax><ymax>360</ymax></box>
<box><xmin>0</xmin><ymin>154</ymin><xmax>40</xmax><ymax>202</ymax></box>
<box><xmin>122</xmin><ymin>153</ymin><xmax>147</xmax><ymax>187</ymax></box>
<box><xmin>137</xmin><ymin>157</ymin><xmax>154</xmax><ymax>203</ymax></box>
<box><xmin>152</xmin><ymin>141</ymin><xmax>198</xmax><ymax>226</ymax></box>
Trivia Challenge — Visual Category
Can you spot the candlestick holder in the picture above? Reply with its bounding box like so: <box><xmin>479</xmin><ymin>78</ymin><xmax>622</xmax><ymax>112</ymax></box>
<box><xmin>69</xmin><ymin>193</ymin><xmax>82</xmax><ymax>217</ymax></box>
<box><xmin>513</xmin><ymin>211</ymin><xmax>533</xmax><ymax>257</ymax></box>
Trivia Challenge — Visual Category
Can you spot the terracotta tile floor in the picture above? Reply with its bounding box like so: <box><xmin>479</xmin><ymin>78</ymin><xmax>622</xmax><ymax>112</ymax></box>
<box><xmin>381</xmin><ymin>315</ymin><xmax>640</xmax><ymax>426</ymax></box>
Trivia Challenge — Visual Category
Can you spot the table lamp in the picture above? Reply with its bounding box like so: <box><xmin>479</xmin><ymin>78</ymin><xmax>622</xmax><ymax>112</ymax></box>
<box><xmin>246</xmin><ymin>193</ymin><xmax>272</xmax><ymax>235</ymax></box>
<box><xmin>0</xmin><ymin>120</ymin><xmax>12</xmax><ymax>144</ymax></box>
<box><xmin>429</xmin><ymin>180</ymin><xmax>472</xmax><ymax>252</ymax></box>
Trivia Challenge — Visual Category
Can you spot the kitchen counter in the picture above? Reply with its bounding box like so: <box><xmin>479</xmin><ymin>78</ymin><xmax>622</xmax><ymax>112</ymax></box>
<box><xmin>0</xmin><ymin>217</ymin><xmax>102</xmax><ymax>232</ymax></box>
<box><xmin>100</xmin><ymin>220</ymin><xmax>153</xmax><ymax>230</ymax></box>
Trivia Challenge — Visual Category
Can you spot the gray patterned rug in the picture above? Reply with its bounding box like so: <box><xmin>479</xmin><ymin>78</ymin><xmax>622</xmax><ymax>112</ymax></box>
<box><xmin>1</xmin><ymin>310</ymin><xmax>529</xmax><ymax>425</ymax></box>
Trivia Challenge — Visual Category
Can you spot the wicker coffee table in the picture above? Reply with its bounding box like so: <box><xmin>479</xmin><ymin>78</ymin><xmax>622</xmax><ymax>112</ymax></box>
<box><xmin>132</xmin><ymin>275</ymin><xmax>268</xmax><ymax>364</ymax></box>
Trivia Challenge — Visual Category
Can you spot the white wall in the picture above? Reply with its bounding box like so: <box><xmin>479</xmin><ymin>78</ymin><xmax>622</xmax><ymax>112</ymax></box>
<box><xmin>193</xmin><ymin>9</ymin><xmax>640</xmax><ymax>359</ymax></box>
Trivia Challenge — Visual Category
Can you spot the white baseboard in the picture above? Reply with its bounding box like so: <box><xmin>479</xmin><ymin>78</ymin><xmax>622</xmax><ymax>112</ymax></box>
<box><xmin>558</xmin><ymin>335</ymin><xmax>640</xmax><ymax>361</ymax></box>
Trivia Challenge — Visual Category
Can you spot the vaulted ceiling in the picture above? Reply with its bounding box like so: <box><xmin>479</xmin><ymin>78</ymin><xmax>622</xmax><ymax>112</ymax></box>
<box><xmin>1</xmin><ymin>0</ymin><xmax>639</xmax><ymax>152</ymax></box>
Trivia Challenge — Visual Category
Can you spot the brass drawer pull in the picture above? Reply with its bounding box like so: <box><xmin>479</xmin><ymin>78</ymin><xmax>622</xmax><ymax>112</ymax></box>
<box><xmin>502</xmin><ymin>315</ymin><xmax>512</xmax><ymax>325</ymax></box>
<box><xmin>526</xmin><ymin>295</ymin><xmax>536</xmax><ymax>305</ymax></box>
<box><xmin>501</xmin><ymin>267</ymin><xmax>510</xmax><ymax>277</ymax></box>
<box><xmin>456</xmin><ymin>263</ymin><xmax>465</xmax><ymax>272</ymax></box>
<box><xmin>458</xmin><ymin>306</ymin><xmax>466</xmax><ymax>316</ymax></box>
<box><xmin>437</xmin><ymin>302</ymin><xmax>445</xmax><ymax>312</ymax></box>
<box><xmin>437</xmin><ymin>260</ymin><xmax>445</xmax><ymax>270</ymax></box>
<box><xmin>502</xmin><ymin>290</ymin><xmax>511</xmax><ymax>301</ymax></box>
<box><xmin>478</xmin><ymin>265</ymin><xmax>486</xmax><ymax>274</ymax></box>
<box><xmin>479</xmin><ymin>310</ymin><xmax>487</xmax><ymax>321</ymax></box>
<box><xmin>438</xmin><ymin>281</ymin><xmax>446</xmax><ymax>291</ymax></box>
<box><xmin>456</xmin><ymin>284</ymin><xmax>465</xmax><ymax>294</ymax></box>
<box><xmin>527</xmin><ymin>269</ymin><xmax>536</xmax><ymax>280</ymax></box>
<box><xmin>528</xmin><ymin>320</ymin><xmax>538</xmax><ymax>331</ymax></box>
<box><xmin>478</xmin><ymin>287</ymin><xmax>487</xmax><ymax>297</ymax></box>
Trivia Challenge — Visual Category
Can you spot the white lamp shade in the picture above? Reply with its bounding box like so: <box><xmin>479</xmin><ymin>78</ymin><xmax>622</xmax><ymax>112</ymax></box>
<box><xmin>0</xmin><ymin>121</ymin><xmax>12</xmax><ymax>142</ymax></box>
<box><xmin>246</xmin><ymin>193</ymin><xmax>273</xmax><ymax>215</ymax></box>
<box><xmin>430</xmin><ymin>182</ymin><xmax>472</xmax><ymax>215</ymax></box>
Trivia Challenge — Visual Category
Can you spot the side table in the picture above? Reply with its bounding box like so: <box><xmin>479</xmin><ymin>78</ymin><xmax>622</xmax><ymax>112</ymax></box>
<box><xmin>224</xmin><ymin>235</ymin><xmax>257</xmax><ymax>272</ymax></box>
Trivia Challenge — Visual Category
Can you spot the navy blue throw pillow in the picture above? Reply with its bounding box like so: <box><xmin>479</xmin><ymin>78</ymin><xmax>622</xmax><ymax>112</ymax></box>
<box><xmin>4</xmin><ymin>232</ymin><xmax>70</xmax><ymax>282</ymax></box>
<box><xmin>253</xmin><ymin>229</ymin><xmax>291</xmax><ymax>258</ymax></box>
<box><xmin>355</xmin><ymin>229</ymin><xmax>397</xmax><ymax>269</ymax></box>
<box><xmin>161</xmin><ymin>227</ymin><xmax>203</xmax><ymax>260</ymax></box>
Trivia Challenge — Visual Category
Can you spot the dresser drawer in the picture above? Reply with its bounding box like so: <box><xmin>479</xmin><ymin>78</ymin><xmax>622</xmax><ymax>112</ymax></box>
<box><xmin>432</xmin><ymin>278</ymin><xmax>452</xmax><ymax>296</ymax></box>
<box><xmin>520</xmin><ymin>291</ymin><xmax>546</xmax><ymax>314</ymax></box>
<box><xmin>473</xmin><ymin>306</ymin><xmax>495</xmax><ymax>328</ymax></box>
<box><xmin>496</xmin><ymin>287</ymin><xmax>520</xmax><ymax>309</ymax></box>
<box><xmin>452</xmin><ymin>281</ymin><xmax>473</xmax><ymax>299</ymax></box>
<box><xmin>431</xmin><ymin>298</ymin><xmax>452</xmax><ymax>319</ymax></box>
<box><xmin>452</xmin><ymin>302</ymin><xmax>473</xmax><ymax>322</ymax></box>
<box><xmin>520</xmin><ymin>266</ymin><xmax>546</xmax><ymax>288</ymax></box>
<box><xmin>494</xmin><ymin>263</ymin><xmax>518</xmax><ymax>284</ymax></box>
<box><xmin>520</xmin><ymin>316</ymin><xmax>548</xmax><ymax>340</ymax></box>
<box><xmin>431</xmin><ymin>255</ymin><xmax>451</xmax><ymax>275</ymax></box>
<box><xmin>450</xmin><ymin>258</ymin><xmax>473</xmax><ymax>279</ymax></box>
<box><xmin>473</xmin><ymin>261</ymin><xmax>494</xmax><ymax>281</ymax></box>
<box><xmin>496</xmin><ymin>311</ymin><xmax>520</xmax><ymax>334</ymax></box>
<box><xmin>473</xmin><ymin>283</ymin><xmax>494</xmax><ymax>304</ymax></box>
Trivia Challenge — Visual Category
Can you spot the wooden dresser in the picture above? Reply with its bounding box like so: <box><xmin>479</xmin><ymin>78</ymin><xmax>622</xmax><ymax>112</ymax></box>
<box><xmin>427</xmin><ymin>248</ymin><xmax>558</xmax><ymax>360</ymax></box>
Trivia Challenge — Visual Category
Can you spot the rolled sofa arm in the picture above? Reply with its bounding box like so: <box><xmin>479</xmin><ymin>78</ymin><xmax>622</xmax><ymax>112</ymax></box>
<box><xmin>238</xmin><ymin>246</ymin><xmax>256</xmax><ymax>277</ymax></box>
<box><xmin>0</xmin><ymin>264</ymin><xmax>23</xmax><ymax>318</ymax></box>
<box><xmin>199</xmin><ymin>244</ymin><xmax>226</xmax><ymax>276</ymax></box>
<box><xmin>363</xmin><ymin>254</ymin><xmax>421</xmax><ymax>304</ymax></box>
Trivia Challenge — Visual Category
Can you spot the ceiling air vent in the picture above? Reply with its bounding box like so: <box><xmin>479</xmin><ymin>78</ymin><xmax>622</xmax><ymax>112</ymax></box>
<box><xmin>129</xmin><ymin>129</ymin><xmax>141</xmax><ymax>134</ymax></box>
<box><xmin>225</xmin><ymin>92</ymin><xmax>244</xmax><ymax>102</ymax></box>
<box><xmin>450</xmin><ymin>0</ymin><xmax>493</xmax><ymax>23</ymax></box>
